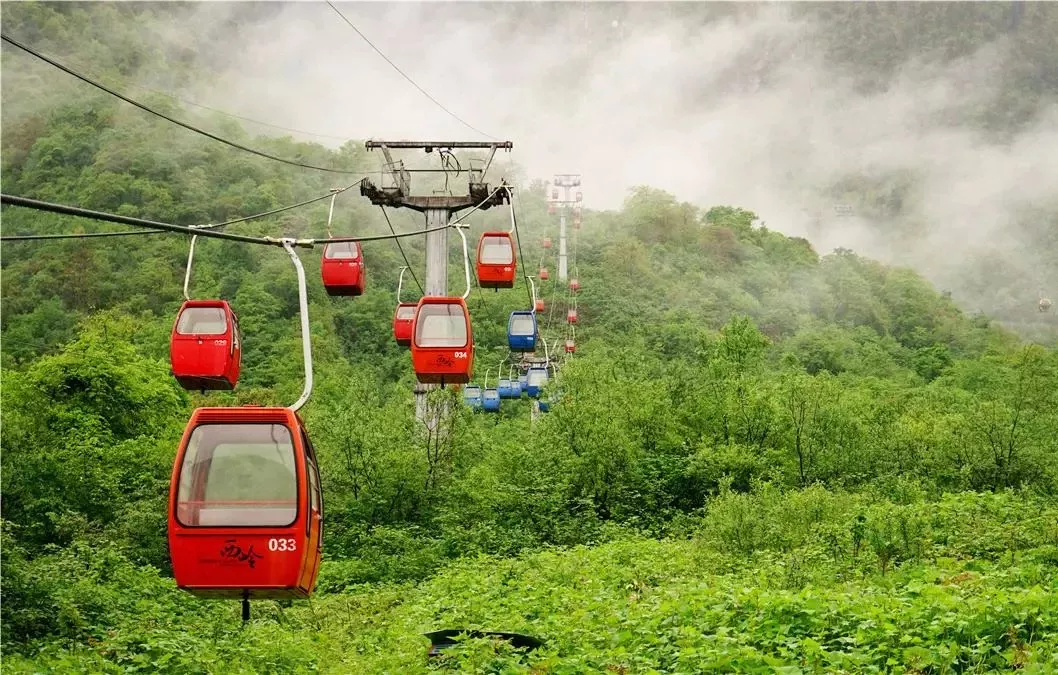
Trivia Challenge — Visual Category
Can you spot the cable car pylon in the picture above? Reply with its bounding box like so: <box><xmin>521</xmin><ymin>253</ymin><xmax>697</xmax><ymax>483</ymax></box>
<box><xmin>358</xmin><ymin>140</ymin><xmax>512</xmax><ymax>428</ymax></box>
<box><xmin>549</xmin><ymin>173</ymin><xmax>581</xmax><ymax>283</ymax></box>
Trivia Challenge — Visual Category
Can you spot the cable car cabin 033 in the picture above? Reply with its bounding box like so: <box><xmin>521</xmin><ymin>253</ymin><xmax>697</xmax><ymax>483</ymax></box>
<box><xmin>410</xmin><ymin>297</ymin><xmax>474</xmax><ymax>384</ymax></box>
<box><xmin>168</xmin><ymin>407</ymin><xmax>323</xmax><ymax>599</ymax></box>
<box><xmin>476</xmin><ymin>232</ymin><xmax>516</xmax><ymax>288</ymax></box>
<box><xmin>170</xmin><ymin>300</ymin><xmax>241</xmax><ymax>390</ymax></box>
<box><xmin>320</xmin><ymin>241</ymin><xmax>365</xmax><ymax>296</ymax></box>
<box><xmin>393</xmin><ymin>302</ymin><xmax>417</xmax><ymax>346</ymax></box>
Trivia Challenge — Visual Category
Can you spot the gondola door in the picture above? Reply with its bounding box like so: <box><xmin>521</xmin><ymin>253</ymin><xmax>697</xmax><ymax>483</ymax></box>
<box><xmin>299</xmin><ymin>428</ymin><xmax>323</xmax><ymax>592</ymax></box>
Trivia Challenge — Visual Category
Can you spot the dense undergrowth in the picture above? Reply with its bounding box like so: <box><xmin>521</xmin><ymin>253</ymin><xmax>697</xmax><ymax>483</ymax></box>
<box><xmin>4</xmin><ymin>489</ymin><xmax>1057</xmax><ymax>673</ymax></box>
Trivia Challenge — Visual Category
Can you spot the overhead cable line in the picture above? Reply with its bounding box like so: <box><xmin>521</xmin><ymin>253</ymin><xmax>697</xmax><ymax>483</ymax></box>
<box><xmin>324</xmin><ymin>1</ymin><xmax>499</xmax><ymax>141</ymax></box>
<box><xmin>1</xmin><ymin>184</ymin><xmax>358</xmax><ymax>241</ymax></box>
<box><xmin>379</xmin><ymin>206</ymin><xmax>424</xmax><ymax>295</ymax></box>
<box><xmin>0</xmin><ymin>32</ymin><xmax>363</xmax><ymax>175</ymax></box>
<box><xmin>146</xmin><ymin>89</ymin><xmax>352</xmax><ymax>142</ymax></box>
<box><xmin>0</xmin><ymin>194</ymin><xmax>453</xmax><ymax>247</ymax></box>
<box><xmin>2</xmin><ymin>41</ymin><xmax>351</xmax><ymax>142</ymax></box>
<box><xmin>505</xmin><ymin>186</ymin><xmax>535</xmax><ymax>311</ymax></box>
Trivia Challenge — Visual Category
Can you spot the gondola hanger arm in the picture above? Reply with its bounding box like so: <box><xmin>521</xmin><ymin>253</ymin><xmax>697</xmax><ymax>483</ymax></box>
<box><xmin>282</xmin><ymin>239</ymin><xmax>314</xmax><ymax>412</ymax></box>
<box><xmin>453</xmin><ymin>223</ymin><xmax>472</xmax><ymax>300</ymax></box>
<box><xmin>397</xmin><ymin>266</ymin><xmax>410</xmax><ymax>304</ymax></box>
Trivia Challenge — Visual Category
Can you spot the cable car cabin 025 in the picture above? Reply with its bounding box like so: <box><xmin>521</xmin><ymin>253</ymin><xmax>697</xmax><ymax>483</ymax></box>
<box><xmin>320</xmin><ymin>241</ymin><xmax>365</xmax><ymax>296</ymax></box>
<box><xmin>393</xmin><ymin>302</ymin><xmax>417</xmax><ymax>347</ymax></box>
<box><xmin>168</xmin><ymin>407</ymin><xmax>323</xmax><ymax>599</ymax></box>
<box><xmin>170</xmin><ymin>300</ymin><xmax>241</xmax><ymax>391</ymax></box>
<box><xmin>476</xmin><ymin>232</ymin><xmax>516</xmax><ymax>288</ymax></box>
<box><xmin>410</xmin><ymin>297</ymin><xmax>474</xmax><ymax>384</ymax></box>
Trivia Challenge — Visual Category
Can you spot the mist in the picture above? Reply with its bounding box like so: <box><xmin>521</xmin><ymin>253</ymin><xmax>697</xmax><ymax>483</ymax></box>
<box><xmin>4</xmin><ymin>1</ymin><xmax>1056</xmax><ymax>327</ymax></box>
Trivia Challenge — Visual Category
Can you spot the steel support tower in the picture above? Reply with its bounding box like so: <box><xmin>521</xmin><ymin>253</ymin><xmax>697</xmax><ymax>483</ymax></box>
<box><xmin>359</xmin><ymin>140</ymin><xmax>513</xmax><ymax>424</ymax></box>
<box><xmin>550</xmin><ymin>174</ymin><xmax>581</xmax><ymax>282</ymax></box>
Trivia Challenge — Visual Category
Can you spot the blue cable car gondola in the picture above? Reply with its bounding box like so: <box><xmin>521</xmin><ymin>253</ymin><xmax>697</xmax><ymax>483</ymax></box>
<box><xmin>482</xmin><ymin>388</ymin><xmax>501</xmax><ymax>412</ymax></box>
<box><xmin>497</xmin><ymin>378</ymin><xmax>513</xmax><ymax>398</ymax></box>
<box><xmin>538</xmin><ymin>399</ymin><xmax>550</xmax><ymax>413</ymax></box>
<box><xmin>525</xmin><ymin>367</ymin><xmax>549</xmax><ymax>398</ymax></box>
<box><xmin>507</xmin><ymin>311</ymin><xmax>537</xmax><ymax>352</ymax></box>
<box><xmin>463</xmin><ymin>384</ymin><xmax>483</xmax><ymax>410</ymax></box>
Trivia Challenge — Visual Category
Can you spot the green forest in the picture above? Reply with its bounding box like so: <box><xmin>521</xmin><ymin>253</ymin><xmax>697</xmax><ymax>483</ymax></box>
<box><xmin>3</xmin><ymin>2</ymin><xmax>1058</xmax><ymax>673</ymax></box>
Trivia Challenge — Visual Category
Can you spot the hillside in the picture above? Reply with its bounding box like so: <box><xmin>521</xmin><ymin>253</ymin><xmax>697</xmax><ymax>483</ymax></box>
<box><xmin>3</xmin><ymin>2</ymin><xmax>1058</xmax><ymax>672</ymax></box>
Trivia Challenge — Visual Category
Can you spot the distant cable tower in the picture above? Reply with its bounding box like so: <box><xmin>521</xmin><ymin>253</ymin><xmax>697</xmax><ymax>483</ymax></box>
<box><xmin>550</xmin><ymin>174</ymin><xmax>582</xmax><ymax>282</ymax></box>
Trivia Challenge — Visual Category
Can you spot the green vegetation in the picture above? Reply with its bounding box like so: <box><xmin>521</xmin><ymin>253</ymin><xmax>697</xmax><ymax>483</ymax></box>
<box><xmin>3</xmin><ymin>3</ymin><xmax>1058</xmax><ymax>672</ymax></box>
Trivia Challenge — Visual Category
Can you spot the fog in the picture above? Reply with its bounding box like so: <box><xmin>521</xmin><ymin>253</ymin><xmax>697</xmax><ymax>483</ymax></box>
<box><xmin>5</xmin><ymin>1</ymin><xmax>1057</xmax><ymax>327</ymax></box>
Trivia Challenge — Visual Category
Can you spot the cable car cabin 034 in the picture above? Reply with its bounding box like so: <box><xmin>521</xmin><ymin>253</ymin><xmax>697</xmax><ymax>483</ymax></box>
<box><xmin>168</xmin><ymin>407</ymin><xmax>323</xmax><ymax>599</ymax></box>
<box><xmin>320</xmin><ymin>241</ymin><xmax>365</xmax><ymax>296</ymax></box>
<box><xmin>410</xmin><ymin>297</ymin><xmax>474</xmax><ymax>384</ymax></box>
<box><xmin>170</xmin><ymin>300</ymin><xmax>241</xmax><ymax>390</ymax></box>
<box><xmin>393</xmin><ymin>302</ymin><xmax>417</xmax><ymax>346</ymax></box>
<box><xmin>476</xmin><ymin>232</ymin><xmax>516</xmax><ymax>288</ymax></box>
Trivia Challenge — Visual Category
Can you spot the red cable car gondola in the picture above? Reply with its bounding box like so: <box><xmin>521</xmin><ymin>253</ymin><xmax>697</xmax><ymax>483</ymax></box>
<box><xmin>534</xmin><ymin>299</ymin><xmax>545</xmax><ymax>312</ymax></box>
<box><xmin>170</xmin><ymin>300</ymin><xmax>242</xmax><ymax>391</ymax></box>
<box><xmin>547</xmin><ymin>203</ymin><xmax>556</xmax><ymax>215</ymax></box>
<box><xmin>476</xmin><ymin>232</ymin><xmax>516</xmax><ymax>289</ymax></box>
<box><xmin>565</xmin><ymin>339</ymin><xmax>576</xmax><ymax>353</ymax></box>
<box><xmin>410</xmin><ymin>296</ymin><xmax>474</xmax><ymax>385</ymax></box>
<box><xmin>570</xmin><ymin>278</ymin><xmax>580</xmax><ymax>292</ymax></box>
<box><xmin>542</xmin><ymin>237</ymin><xmax>552</xmax><ymax>249</ymax></box>
<box><xmin>393</xmin><ymin>302</ymin><xmax>417</xmax><ymax>347</ymax></box>
<box><xmin>539</xmin><ymin>267</ymin><xmax>550</xmax><ymax>281</ymax></box>
<box><xmin>567</xmin><ymin>308</ymin><xmax>578</xmax><ymax>324</ymax></box>
<box><xmin>320</xmin><ymin>241</ymin><xmax>365</xmax><ymax>296</ymax></box>
<box><xmin>168</xmin><ymin>406</ymin><xmax>323</xmax><ymax>599</ymax></box>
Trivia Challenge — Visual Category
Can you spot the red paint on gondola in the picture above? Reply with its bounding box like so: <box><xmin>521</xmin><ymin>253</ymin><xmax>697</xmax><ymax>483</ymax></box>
<box><xmin>476</xmin><ymin>232</ymin><xmax>516</xmax><ymax>289</ymax></box>
<box><xmin>410</xmin><ymin>297</ymin><xmax>474</xmax><ymax>384</ymax></box>
<box><xmin>320</xmin><ymin>241</ymin><xmax>365</xmax><ymax>296</ymax></box>
<box><xmin>168</xmin><ymin>407</ymin><xmax>323</xmax><ymax>599</ymax></box>
<box><xmin>170</xmin><ymin>300</ymin><xmax>241</xmax><ymax>391</ymax></box>
<box><xmin>393</xmin><ymin>302</ymin><xmax>417</xmax><ymax>347</ymax></box>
